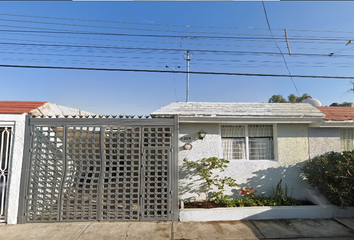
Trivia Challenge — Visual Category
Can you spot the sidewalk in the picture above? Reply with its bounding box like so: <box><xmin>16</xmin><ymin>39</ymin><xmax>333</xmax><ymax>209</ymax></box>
<box><xmin>1</xmin><ymin>218</ymin><xmax>354</xmax><ymax>240</ymax></box>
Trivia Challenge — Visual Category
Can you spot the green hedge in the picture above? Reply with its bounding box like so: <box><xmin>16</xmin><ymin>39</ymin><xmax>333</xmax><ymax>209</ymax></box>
<box><xmin>302</xmin><ymin>151</ymin><xmax>354</xmax><ymax>207</ymax></box>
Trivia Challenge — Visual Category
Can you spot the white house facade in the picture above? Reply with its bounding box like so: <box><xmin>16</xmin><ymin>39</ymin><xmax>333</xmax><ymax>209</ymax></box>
<box><xmin>151</xmin><ymin>102</ymin><xmax>328</xmax><ymax>201</ymax></box>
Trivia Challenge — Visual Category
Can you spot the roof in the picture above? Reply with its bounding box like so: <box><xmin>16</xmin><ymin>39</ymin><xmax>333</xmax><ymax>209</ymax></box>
<box><xmin>0</xmin><ymin>101</ymin><xmax>97</xmax><ymax>116</ymax></box>
<box><xmin>0</xmin><ymin>101</ymin><xmax>47</xmax><ymax>114</ymax></box>
<box><xmin>151</xmin><ymin>102</ymin><xmax>325</xmax><ymax>123</ymax></box>
<box><xmin>316</xmin><ymin>106</ymin><xmax>354</xmax><ymax>121</ymax></box>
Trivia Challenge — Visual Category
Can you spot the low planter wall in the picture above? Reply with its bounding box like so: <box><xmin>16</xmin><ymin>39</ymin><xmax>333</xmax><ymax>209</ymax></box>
<box><xmin>307</xmin><ymin>188</ymin><xmax>354</xmax><ymax>218</ymax></box>
<box><xmin>180</xmin><ymin>205</ymin><xmax>332</xmax><ymax>221</ymax></box>
<box><xmin>333</xmin><ymin>207</ymin><xmax>354</xmax><ymax>218</ymax></box>
<box><xmin>179</xmin><ymin>188</ymin><xmax>354</xmax><ymax>221</ymax></box>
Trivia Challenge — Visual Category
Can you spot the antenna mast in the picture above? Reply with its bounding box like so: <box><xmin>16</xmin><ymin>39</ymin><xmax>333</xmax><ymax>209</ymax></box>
<box><xmin>184</xmin><ymin>51</ymin><xmax>193</xmax><ymax>102</ymax></box>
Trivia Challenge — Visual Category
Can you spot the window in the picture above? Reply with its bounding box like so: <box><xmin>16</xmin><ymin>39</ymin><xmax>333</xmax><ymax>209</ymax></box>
<box><xmin>221</xmin><ymin>125</ymin><xmax>274</xmax><ymax>160</ymax></box>
<box><xmin>340</xmin><ymin>129</ymin><xmax>354</xmax><ymax>151</ymax></box>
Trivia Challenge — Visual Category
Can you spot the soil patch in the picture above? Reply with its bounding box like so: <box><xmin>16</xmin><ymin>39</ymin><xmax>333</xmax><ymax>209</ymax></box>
<box><xmin>183</xmin><ymin>200</ymin><xmax>315</xmax><ymax>209</ymax></box>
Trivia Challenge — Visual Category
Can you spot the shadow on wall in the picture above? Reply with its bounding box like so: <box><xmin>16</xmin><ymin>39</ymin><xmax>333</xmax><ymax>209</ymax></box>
<box><xmin>179</xmin><ymin>163</ymin><xmax>207</xmax><ymax>201</ymax></box>
<box><xmin>239</xmin><ymin>162</ymin><xmax>310</xmax><ymax>200</ymax></box>
<box><xmin>179</xmin><ymin>160</ymin><xmax>311</xmax><ymax>201</ymax></box>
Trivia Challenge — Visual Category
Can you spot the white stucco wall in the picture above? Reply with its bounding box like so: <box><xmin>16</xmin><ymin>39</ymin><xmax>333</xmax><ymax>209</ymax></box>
<box><xmin>0</xmin><ymin>114</ymin><xmax>26</xmax><ymax>224</ymax></box>
<box><xmin>178</xmin><ymin>123</ymin><xmax>311</xmax><ymax>201</ymax></box>
<box><xmin>308</xmin><ymin>127</ymin><xmax>341</xmax><ymax>159</ymax></box>
<box><xmin>277</xmin><ymin>124</ymin><xmax>309</xmax><ymax>166</ymax></box>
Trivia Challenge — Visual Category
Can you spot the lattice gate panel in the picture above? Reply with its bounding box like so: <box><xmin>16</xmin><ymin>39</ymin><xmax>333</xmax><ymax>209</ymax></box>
<box><xmin>102</xmin><ymin>127</ymin><xmax>140</xmax><ymax>221</ymax></box>
<box><xmin>141</xmin><ymin>127</ymin><xmax>172</xmax><ymax>220</ymax></box>
<box><xmin>63</xmin><ymin>127</ymin><xmax>101</xmax><ymax>221</ymax></box>
<box><xmin>143</xmin><ymin>126</ymin><xmax>172</xmax><ymax>148</ymax></box>
<box><xmin>26</xmin><ymin>126</ymin><xmax>64</xmax><ymax>222</ymax></box>
<box><xmin>142</xmin><ymin>148</ymin><xmax>170</xmax><ymax>220</ymax></box>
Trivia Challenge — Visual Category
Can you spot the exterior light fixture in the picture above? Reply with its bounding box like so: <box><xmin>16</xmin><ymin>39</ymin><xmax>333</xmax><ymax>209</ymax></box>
<box><xmin>183</xmin><ymin>143</ymin><xmax>193</xmax><ymax>150</ymax></box>
<box><xmin>198</xmin><ymin>129</ymin><xmax>207</xmax><ymax>140</ymax></box>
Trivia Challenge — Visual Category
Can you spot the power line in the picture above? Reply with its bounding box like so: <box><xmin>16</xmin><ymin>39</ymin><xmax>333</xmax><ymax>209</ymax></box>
<box><xmin>4</xmin><ymin>49</ymin><xmax>351</xmax><ymax>67</ymax></box>
<box><xmin>0</xmin><ymin>35</ymin><xmax>289</xmax><ymax>50</ymax></box>
<box><xmin>262</xmin><ymin>1</ymin><xmax>300</xmax><ymax>96</ymax></box>
<box><xmin>3</xmin><ymin>17</ymin><xmax>354</xmax><ymax>42</ymax></box>
<box><xmin>0</xmin><ymin>37</ymin><xmax>284</xmax><ymax>54</ymax></box>
<box><xmin>1</xmin><ymin>64</ymin><xmax>354</xmax><ymax>80</ymax></box>
<box><xmin>1</xmin><ymin>42</ymin><xmax>349</xmax><ymax>57</ymax></box>
<box><xmin>3</xmin><ymin>29</ymin><xmax>353</xmax><ymax>48</ymax></box>
<box><xmin>0</xmin><ymin>12</ymin><xmax>297</xmax><ymax>32</ymax></box>
<box><xmin>2</xmin><ymin>35</ymin><xmax>351</xmax><ymax>60</ymax></box>
<box><xmin>0</xmin><ymin>18</ymin><xmax>288</xmax><ymax>37</ymax></box>
<box><xmin>0</xmin><ymin>12</ymin><xmax>270</xmax><ymax>30</ymax></box>
<box><xmin>2</xmin><ymin>34</ymin><xmax>350</xmax><ymax>52</ymax></box>
<box><xmin>3</xmin><ymin>12</ymin><xmax>354</xmax><ymax>34</ymax></box>
<box><xmin>1</xmin><ymin>12</ymin><xmax>353</xmax><ymax>73</ymax></box>
<box><xmin>2</xmin><ymin>24</ymin><xmax>353</xmax><ymax>43</ymax></box>
<box><xmin>0</xmin><ymin>26</ymin><xmax>290</xmax><ymax>42</ymax></box>
<box><xmin>2</xmin><ymin>29</ymin><xmax>352</xmax><ymax>47</ymax></box>
<box><xmin>6</xmin><ymin>16</ymin><xmax>354</xmax><ymax>43</ymax></box>
<box><xmin>3</xmin><ymin>51</ymin><xmax>352</xmax><ymax>69</ymax></box>
<box><xmin>0</xmin><ymin>26</ymin><xmax>303</xmax><ymax>42</ymax></box>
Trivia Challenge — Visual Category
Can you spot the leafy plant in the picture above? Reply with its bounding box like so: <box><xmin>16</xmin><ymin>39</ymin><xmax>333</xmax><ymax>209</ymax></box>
<box><xmin>208</xmin><ymin>194</ymin><xmax>299</xmax><ymax>208</ymax></box>
<box><xmin>302</xmin><ymin>150</ymin><xmax>354</xmax><ymax>207</ymax></box>
<box><xmin>183</xmin><ymin>157</ymin><xmax>239</xmax><ymax>202</ymax></box>
<box><xmin>214</xmin><ymin>181</ymin><xmax>300</xmax><ymax>207</ymax></box>
<box><xmin>271</xmin><ymin>179</ymin><xmax>299</xmax><ymax>206</ymax></box>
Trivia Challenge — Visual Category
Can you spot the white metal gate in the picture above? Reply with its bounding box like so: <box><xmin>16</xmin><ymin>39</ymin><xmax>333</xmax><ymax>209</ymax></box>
<box><xmin>0</xmin><ymin>127</ymin><xmax>12</xmax><ymax>222</ymax></box>
<box><xmin>18</xmin><ymin>117</ymin><xmax>178</xmax><ymax>223</ymax></box>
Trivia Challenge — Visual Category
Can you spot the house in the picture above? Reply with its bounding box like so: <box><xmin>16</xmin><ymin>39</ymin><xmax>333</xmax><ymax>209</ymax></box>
<box><xmin>4</xmin><ymin>101</ymin><xmax>354</xmax><ymax>224</ymax></box>
<box><xmin>151</xmin><ymin>102</ymin><xmax>329</xmax><ymax>202</ymax></box>
<box><xmin>310</xmin><ymin>106</ymin><xmax>354</xmax><ymax>157</ymax></box>
<box><xmin>0</xmin><ymin>101</ymin><xmax>96</xmax><ymax>224</ymax></box>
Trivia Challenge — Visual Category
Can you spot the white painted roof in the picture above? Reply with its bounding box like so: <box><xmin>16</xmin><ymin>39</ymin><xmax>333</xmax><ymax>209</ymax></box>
<box><xmin>151</xmin><ymin>102</ymin><xmax>325</xmax><ymax>122</ymax></box>
<box><xmin>29</xmin><ymin>102</ymin><xmax>97</xmax><ymax>116</ymax></box>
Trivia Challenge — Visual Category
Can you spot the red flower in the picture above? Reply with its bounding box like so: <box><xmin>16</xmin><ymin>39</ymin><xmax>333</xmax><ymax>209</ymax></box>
<box><xmin>241</xmin><ymin>187</ymin><xmax>255</xmax><ymax>198</ymax></box>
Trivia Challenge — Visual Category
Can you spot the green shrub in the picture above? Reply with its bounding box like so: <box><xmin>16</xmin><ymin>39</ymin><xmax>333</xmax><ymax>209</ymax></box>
<box><xmin>213</xmin><ymin>180</ymin><xmax>300</xmax><ymax>207</ymax></box>
<box><xmin>213</xmin><ymin>195</ymin><xmax>299</xmax><ymax>207</ymax></box>
<box><xmin>183</xmin><ymin>157</ymin><xmax>239</xmax><ymax>202</ymax></box>
<box><xmin>302</xmin><ymin>150</ymin><xmax>354</xmax><ymax>207</ymax></box>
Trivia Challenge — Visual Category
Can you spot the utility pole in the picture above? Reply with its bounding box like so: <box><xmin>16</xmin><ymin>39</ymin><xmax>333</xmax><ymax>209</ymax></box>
<box><xmin>184</xmin><ymin>51</ymin><xmax>192</xmax><ymax>102</ymax></box>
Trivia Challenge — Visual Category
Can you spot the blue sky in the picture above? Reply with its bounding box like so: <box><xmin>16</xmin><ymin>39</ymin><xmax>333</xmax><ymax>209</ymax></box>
<box><xmin>1</xmin><ymin>1</ymin><xmax>354</xmax><ymax>115</ymax></box>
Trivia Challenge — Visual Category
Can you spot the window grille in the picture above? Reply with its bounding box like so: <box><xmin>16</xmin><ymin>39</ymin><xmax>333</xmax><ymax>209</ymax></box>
<box><xmin>0</xmin><ymin>127</ymin><xmax>12</xmax><ymax>222</ymax></box>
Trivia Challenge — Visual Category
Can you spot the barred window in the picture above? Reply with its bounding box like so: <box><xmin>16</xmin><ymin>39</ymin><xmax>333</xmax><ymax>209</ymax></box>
<box><xmin>221</xmin><ymin>125</ymin><xmax>274</xmax><ymax>160</ymax></box>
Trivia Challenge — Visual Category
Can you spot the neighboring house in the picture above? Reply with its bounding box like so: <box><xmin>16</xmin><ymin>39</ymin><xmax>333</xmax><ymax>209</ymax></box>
<box><xmin>0</xmin><ymin>101</ymin><xmax>95</xmax><ymax>224</ymax></box>
<box><xmin>311</xmin><ymin>106</ymin><xmax>354</xmax><ymax>155</ymax></box>
<box><xmin>151</xmin><ymin>102</ymin><xmax>327</xmax><ymax>201</ymax></box>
